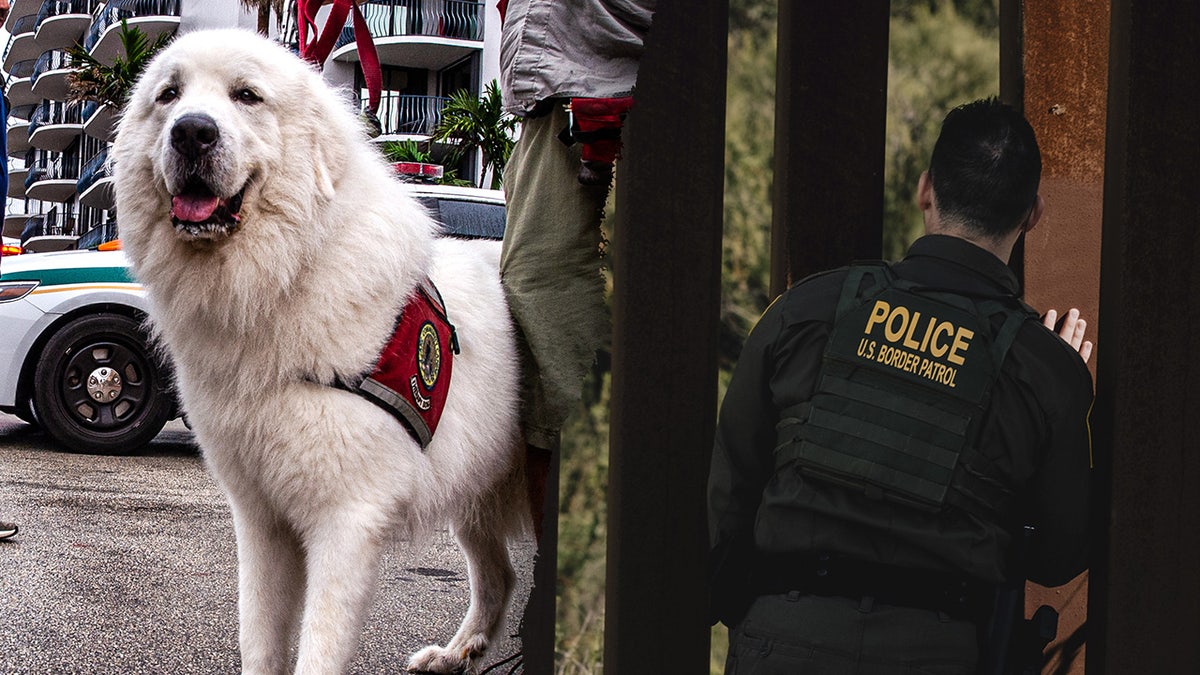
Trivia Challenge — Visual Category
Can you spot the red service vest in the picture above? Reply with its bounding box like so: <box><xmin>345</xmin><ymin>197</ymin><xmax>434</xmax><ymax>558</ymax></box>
<box><xmin>356</xmin><ymin>280</ymin><xmax>457</xmax><ymax>447</ymax></box>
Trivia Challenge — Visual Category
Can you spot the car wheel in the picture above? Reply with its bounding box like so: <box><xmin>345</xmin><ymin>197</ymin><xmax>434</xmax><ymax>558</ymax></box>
<box><xmin>33</xmin><ymin>313</ymin><xmax>172</xmax><ymax>454</ymax></box>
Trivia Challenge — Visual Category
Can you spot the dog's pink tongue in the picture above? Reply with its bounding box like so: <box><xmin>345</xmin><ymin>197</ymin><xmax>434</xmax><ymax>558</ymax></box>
<box><xmin>171</xmin><ymin>194</ymin><xmax>219</xmax><ymax>222</ymax></box>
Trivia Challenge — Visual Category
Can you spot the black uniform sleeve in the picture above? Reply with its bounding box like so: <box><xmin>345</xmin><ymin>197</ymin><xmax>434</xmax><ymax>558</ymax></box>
<box><xmin>1027</xmin><ymin>351</ymin><xmax>1094</xmax><ymax>587</ymax></box>
<box><xmin>708</xmin><ymin>299</ymin><xmax>782</xmax><ymax>625</ymax></box>
<box><xmin>708</xmin><ymin>283</ymin><xmax>835</xmax><ymax>624</ymax></box>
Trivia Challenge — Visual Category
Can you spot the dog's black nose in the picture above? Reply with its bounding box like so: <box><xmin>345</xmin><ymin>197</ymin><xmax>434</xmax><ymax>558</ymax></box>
<box><xmin>170</xmin><ymin>113</ymin><xmax>221</xmax><ymax>160</ymax></box>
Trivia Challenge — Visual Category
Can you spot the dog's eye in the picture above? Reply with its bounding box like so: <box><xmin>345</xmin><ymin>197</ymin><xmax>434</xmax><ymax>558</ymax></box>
<box><xmin>234</xmin><ymin>88</ymin><xmax>263</xmax><ymax>105</ymax></box>
<box><xmin>156</xmin><ymin>87</ymin><xmax>179</xmax><ymax>104</ymax></box>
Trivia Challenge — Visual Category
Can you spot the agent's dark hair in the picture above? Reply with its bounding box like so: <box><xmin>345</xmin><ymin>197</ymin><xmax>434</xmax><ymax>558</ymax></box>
<box><xmin>928</xmin><ymin>98</ymin><xmax>1041</xmax><ymax>238</ymax></box>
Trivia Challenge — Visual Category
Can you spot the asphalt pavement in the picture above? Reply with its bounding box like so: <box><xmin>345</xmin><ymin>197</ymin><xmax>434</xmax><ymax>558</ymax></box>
<box><xmin>0</xmin><ymin>414</ymin><xmax>534</xmax><ymax>674</ymax></box>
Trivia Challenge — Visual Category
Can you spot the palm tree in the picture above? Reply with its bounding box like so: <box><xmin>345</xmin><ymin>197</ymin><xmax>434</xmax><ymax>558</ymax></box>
<box><xmin>66</xmin><ymin>21</ymin><xmax>173</xmax><ymax>110</ymax></box>
<box><xmin>432</xmin><ymin>81</ymin><xmax>517</xmax><ymax>190</ymax></box>
<box><xmin>381</xmin><ymin>139</ymin><xmax>434</xmax><ymax>164</ymax></box>
<box><xmin>240</xmin><ymin>0</ymin><xmax>286</xmax><ymax>35</ymax></box>
<box><xmin>379</xmin><ymin>139</ymin><xmax>476</xmax><ymax>188</ymax></box>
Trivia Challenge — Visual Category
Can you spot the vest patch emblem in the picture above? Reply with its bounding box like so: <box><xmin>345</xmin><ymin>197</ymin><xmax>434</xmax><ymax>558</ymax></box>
<box><xmin>417</xmin><ymin>322</ymin><xmax>441</xmax><ymax>391</ymax></box>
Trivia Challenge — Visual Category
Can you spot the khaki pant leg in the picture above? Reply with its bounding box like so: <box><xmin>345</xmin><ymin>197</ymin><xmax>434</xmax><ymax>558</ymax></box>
<box><xmin>500</xmin><ymin>104</ymin><xmax>610</xmax><ymax>450</ymax></box>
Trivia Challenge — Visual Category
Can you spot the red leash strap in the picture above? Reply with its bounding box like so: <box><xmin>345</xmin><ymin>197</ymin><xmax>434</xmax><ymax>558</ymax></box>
<box><xmin>296</xmin><ymin>0</ymin><xmax>382</xmax><ymax>115</ymax></box>
<box><xmin>299</xmin><ymin>0</ymin><xmax>351</xmax><ymax>65</ymax></box>
<box><xmin>296</xmin><ymin>0</ymin><xmax>317</xmax><ymax>57</ymax></box>
<box><xmin>298</xmin><ymin>0</ymin><xmax>342</xmax><ymax>64</ymax></box>
<box><xmin>353</xmin><ymin>3</ymin><xmax>381</xmax><ymax>114</ymax></box>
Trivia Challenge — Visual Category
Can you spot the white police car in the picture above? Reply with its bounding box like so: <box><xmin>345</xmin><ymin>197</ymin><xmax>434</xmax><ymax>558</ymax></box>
<box><xmin>0</xmin><ymin>247</ymin><xmax>173</xmax><ymax>453</ymax></box>
<box><xmin>0</xmin><ymin>184</ymin><xmax>505</xmax><ymax>454</ymax></box>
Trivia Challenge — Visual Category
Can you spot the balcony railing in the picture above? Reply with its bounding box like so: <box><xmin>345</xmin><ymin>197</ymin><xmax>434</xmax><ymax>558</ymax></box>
<box><xmin>36</xmin><ymin>0</ymin><xmax>99</xmax><ymax>30</ymax></box>
<box><xmin>10</xmin><ymin>104</ymin><xmax>39</xmax><ymax>123</ymax></box>
<box><xmin>10</xmin><ymin>12</ymin><xmax>39</xmax><ymax>36</ymax></box>
<box><xmin>372</xmin><ymin>92</ymin><xmax>449</xmax><ymax>136</ymax></box>
<box><xmin>76</xmin><ymin>219</ymin><xmax>117</xmax><ymax>249</ymax></box>
<box><xmin>2</xmin><ymin>14</ymin><xmax>40</xmax><ymax>63</ymax></box>
<box><xmin>77</xmin><ymin>145</ymin><xmax>109</xmax><ymax>194</ymax></box>
<box><xmin>19</xmin><ymin>215</ymin><xmax>47</xmax><ymax>241</ymax></box>
<box><xmin>25</xmin><ymin>149</ymin><xmax>80</xmax><ymax>189</ymax></box>
<box><xmin>24</xmin><ymin>165</ymin><xmax>45</xmax><ymax>190</ymax></box>
<box><xmin>28</xmin><ymin>99</ymin><xmax>83</xmax><ymax>135</ymax></box>
<box><xmin>20</xmin><ymin>208</ymin><xmax>79</xmax><ymax>241</ymax></box>
<box><xmin>334</xmin><ymin>0</ymin><xmax>483</xmax><ymax>50</ymax></box>
<box><xmin>31</xmin><ymin>49</ymin><xmax>71</xmax><ymax>84</ymax></box>
<box><xmin>84</xmin><ymin>0</ymin><xmax>181</xmax><ymax>52</ymax></box>
<box><xmin>9</xmin><ymin>58</ymin><xmax>38</xmax><ymax>80</ymax></box>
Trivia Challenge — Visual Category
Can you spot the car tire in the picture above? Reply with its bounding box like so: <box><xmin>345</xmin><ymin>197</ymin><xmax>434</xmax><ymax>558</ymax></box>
<box><xmin>33</xmin><ymin>313</ymin><xmax>172</xmax><ymax>454</ymax></box>
<box><xmin>13</xmin><ymin>397</ymin><xmax>38</xmax><ymax>427</ymax></box>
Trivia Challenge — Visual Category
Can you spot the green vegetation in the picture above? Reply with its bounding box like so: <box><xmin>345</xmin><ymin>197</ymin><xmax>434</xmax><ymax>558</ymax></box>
<box><xmin>431</xmin><ymin>81</ymin><xmax>518</xmax><ymax>190</ymax></box>
<box><xmin>556</xmin><ymin>367</ymin><xmax>612</xmax><ymax>673</ymax></box>
<box><xmin>374</xmin><ymin>83</ymin><xmax>517</xmax><ymax>190</ymax></box>
<box><xmin>884</xmin><ymin>1</ymin><xmax>1000</xmax><ymax>258</ymax></box>
<box><xmin>720</xmin><ymin>0</ymin><xmax>778</xmax><ymax>365</ymax></box>
<box><xmin>66</xmin><ymin>21</ymin><xmax>173</xmax><ymax>110</ymax></box>
<box><xmin>382</xmin><ymin>139</ymin><xmax>435</xmax><ymax>164</ymax></box>
<box><xmin>377</xmin><ymin>139</ymin><xmax>478</xmax><ymax>187</ymax></box>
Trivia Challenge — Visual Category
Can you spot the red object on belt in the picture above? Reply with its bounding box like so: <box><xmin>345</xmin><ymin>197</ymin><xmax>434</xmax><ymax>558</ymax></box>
<box><xmin>571</xmin><ymin>96</ymin><xmax>635</xmax><ymax>165</ymax></box>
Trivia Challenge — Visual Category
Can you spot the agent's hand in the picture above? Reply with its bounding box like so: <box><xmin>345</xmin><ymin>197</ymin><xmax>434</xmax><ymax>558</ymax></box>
<box><xmin>1043</xmin><ymin>308</ymin><xmax>1093</xmax><ymax>364</ymax></box>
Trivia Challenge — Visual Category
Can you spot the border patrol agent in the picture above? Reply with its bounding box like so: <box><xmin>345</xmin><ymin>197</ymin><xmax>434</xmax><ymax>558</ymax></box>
<box><xmin>709</xmin><ymin>99</ymin><xmax>1094</xmax><ymax>673</ymax></box>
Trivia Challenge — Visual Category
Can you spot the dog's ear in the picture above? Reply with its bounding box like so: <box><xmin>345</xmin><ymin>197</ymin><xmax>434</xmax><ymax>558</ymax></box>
<box><xmin>298</xmin><ymin>83</ymin><xmax>344</xmax><ymax>203</ymax></box>
<box><xmin>312</xmin><ymin>145</ymin><xmax>337</xmax><ymax>202</ymax></box>
<box><xmin>303</xmin><ymin>113</ymin><xmax>339</xmax><ymax>202</ymax></box>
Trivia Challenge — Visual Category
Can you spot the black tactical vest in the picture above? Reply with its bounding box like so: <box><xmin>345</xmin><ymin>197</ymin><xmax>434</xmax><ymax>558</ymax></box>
<box><xmin>774</xmin><ymin>263</ymin><xmax>1037</xmax><ymax>519</ymax></box>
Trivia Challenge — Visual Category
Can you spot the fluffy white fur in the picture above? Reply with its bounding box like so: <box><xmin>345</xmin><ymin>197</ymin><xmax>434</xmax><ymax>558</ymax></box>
<box><xmin>112</xmin><ymin>29</ymin><xmax>527</xmax><ymax>674</ymax></box>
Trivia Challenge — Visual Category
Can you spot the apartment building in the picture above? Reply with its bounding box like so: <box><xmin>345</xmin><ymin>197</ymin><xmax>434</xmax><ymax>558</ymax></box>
<box><xmin>3</xmin><ymin>0</ymin><xmax>500</xmax><ymax>252</ymax></box>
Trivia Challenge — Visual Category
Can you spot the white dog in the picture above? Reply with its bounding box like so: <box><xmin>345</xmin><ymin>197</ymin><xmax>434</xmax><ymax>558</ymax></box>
<box><xmin>112</xmin><ymin>30</ymin><xmax>529</xmax><ymax>674</ymax></box>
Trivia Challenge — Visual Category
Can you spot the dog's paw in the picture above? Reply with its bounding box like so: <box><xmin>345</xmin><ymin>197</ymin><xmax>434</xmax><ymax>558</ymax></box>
<box><xmin>407</xmin><ymin>636</ymin><xmax>488</xmax><ymax>674</ymax></box>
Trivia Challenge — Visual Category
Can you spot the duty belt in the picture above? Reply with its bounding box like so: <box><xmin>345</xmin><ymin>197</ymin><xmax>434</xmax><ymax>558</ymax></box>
<box><xmin>756</xmin><ymin>552</ymin><xmax>994</xmax><ymax>623</ymax></box>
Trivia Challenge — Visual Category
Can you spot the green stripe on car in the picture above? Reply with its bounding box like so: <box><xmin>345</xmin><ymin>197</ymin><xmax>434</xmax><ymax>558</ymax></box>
<box><xmin>0</xmin><ymin>267</ymin><xmax>135</xmax><ymax>286</ymax></box>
